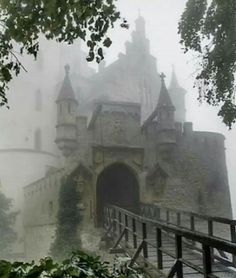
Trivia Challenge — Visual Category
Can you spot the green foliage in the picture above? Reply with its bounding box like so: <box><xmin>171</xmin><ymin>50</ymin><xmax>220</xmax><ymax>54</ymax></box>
<box><xmin>0</xmin><ymin>191</ymin><xmax>17</xmax><ymax>257</ymax></box>
<box><xmin>179</xmin><ymin>0</ymin><xmax>236</xmax><ymax>127</ymax></box>
<box><xmin>0</xmin><ymin>0</ymin><xmax>127</xmax><ymax>107</ymax></box>
<box><xmin>50</xmin><ymin>176</ymin><xmax>81</xmax><ymax>261</ymax></box>
<box><xmin>0</xmin><ymin>251</ymin><xmax>143</xmax><ymax>278</ymax></box>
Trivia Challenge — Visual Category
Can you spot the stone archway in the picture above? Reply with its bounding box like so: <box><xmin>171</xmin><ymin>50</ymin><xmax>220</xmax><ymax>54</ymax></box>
<box><xmin>96</xmin><ymin>163</ymin><xmax>140</xmax><ymax>226</ymax></box>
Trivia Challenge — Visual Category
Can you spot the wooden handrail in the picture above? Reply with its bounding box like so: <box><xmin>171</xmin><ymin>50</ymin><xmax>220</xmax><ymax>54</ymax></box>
<box><xmin>141</xmin><ymin>203</ymin><xmax>236</xmax><ymax>225</ymax></box>
<box><xmin>106</xmin><ymin>205</ymin><xmax>236</xmax><ymax>257</ymax></box>
<box><xmin>104</xmin><ymin>205</ymin><xmax>236</xmax><ymax>277</ymax></box>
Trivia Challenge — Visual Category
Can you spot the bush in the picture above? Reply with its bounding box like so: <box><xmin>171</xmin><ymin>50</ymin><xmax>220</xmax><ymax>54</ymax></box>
<box><xmin>0</xmin><ymin>250</ymin><xmax>143</xmax><ymax>278</ymax></box>
<box><xmin>50</xmin><ymin>176</ymin><xmax>81</xmax><ymax>260</ymax></box>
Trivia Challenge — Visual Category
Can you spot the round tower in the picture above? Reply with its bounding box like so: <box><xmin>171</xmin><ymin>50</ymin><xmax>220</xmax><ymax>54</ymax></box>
<box><xmin>55</xmin><ymin>65</ymin><xmax>78</xmax><ymax>157</ymax></box>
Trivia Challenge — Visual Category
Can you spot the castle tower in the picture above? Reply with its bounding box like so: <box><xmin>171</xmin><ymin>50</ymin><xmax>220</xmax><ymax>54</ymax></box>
<box><xmin>126</xmin><ymin>14</ymin><xmax>150</xmax><ymax>57</ymax></box>
<box><xmin>157</xmin><ymin>73</ymin><xmax>176</xmax><ymax>156</ymax></box>
<box><xmin>168</xmin><ymin>66</ymin><xmax>187</xmax><ymax>123</ymax></box>
<box><xmin>55</xmin><ymin>65</ymin><xmax>78</xmax><ymax>157</ymax></box>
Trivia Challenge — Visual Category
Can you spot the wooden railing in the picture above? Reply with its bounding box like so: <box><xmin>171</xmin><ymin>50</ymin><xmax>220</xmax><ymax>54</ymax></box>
<box><xmin>141</xmin><ymin>203</ymin><xmax>236</xmax><ymax>242</ymax></box>
<box><xmin>104</xmin><ymin>205</ymin><xmax>236</xmax><ymax>278</ymax></box>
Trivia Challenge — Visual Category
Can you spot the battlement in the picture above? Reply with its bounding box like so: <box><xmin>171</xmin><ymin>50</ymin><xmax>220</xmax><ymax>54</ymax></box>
<box><xmin>24</xmin><ymin>168</ymin><xmax>64</xmax><ymax>200</ymax></box>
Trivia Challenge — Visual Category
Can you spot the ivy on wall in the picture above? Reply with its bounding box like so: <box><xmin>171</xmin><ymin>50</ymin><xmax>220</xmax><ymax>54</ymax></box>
<box><xmin>50</xmin><ymin>175</ymin><xmax>81</xmax><ymax>260</ymax></box>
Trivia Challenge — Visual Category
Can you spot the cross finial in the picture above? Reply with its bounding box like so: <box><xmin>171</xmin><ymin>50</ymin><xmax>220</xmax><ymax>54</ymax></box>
<box><xmin>65</xmin><ymin>64</ymin><xmax>70</xmax><ymax>75</ymax></box>
<box><xmin>160</xmin><ymin>72</ymin><xmax>166</xmax><ymax>82</ymax></box>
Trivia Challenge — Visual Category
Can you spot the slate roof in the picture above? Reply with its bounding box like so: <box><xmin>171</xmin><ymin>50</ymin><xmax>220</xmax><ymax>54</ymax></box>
<box><xmin>57</xmin><ymin>64</ymin><xmax>78</xmax><ymax>103</ymax></box>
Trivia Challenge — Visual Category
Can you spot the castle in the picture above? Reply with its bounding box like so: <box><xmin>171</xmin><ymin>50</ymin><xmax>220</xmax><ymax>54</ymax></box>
<box><xmin>22</xmin><ymin>16</ymin><xmax>232</xmax><ymax>259</ymax></box>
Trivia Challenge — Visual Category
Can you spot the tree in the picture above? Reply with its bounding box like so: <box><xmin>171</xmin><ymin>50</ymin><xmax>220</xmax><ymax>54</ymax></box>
<box><xmin>0</xmin><ymin>191</ymin><xmax>16</xmax><ymax>257</ymax></box>
<box><xmin>179</xmin><ymin>0</ymin><xmax>236</xmax><ymax>127</ymax></box>
<box><xmin>50</xmin><ymin>176</ymin><xmax>81</xmax><ymax>261</ymax></box>
<box><xmin>0</xmin><ymin>0</ymin><xmax>127</xmax><ymax>107</ymax></box>
<box><xmin>1</xmin><ymin>0</ymin><xmax>235</xmax><ymax>127</ymax></box>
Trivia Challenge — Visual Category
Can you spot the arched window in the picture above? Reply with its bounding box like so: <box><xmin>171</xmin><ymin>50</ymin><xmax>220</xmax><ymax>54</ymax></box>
<box><xmin>34</xmin><ymin>129</ymin><xmax>42</xmax><ymax>151</ymax></box>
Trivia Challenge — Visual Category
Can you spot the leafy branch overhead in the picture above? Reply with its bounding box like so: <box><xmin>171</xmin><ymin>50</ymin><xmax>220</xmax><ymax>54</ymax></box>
<box><xmin>0</xmin><ymin>0</ymin><xmax>127</xmax><ymax>107</ymax></box>
<box><xmin>179</xmin><ymin>0</ymin><xmax>236</xmax><ymax>127</ymax></box>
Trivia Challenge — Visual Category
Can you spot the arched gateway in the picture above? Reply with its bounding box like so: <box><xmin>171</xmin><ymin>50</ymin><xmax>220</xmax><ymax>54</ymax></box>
<box><xmin>96</xmin><ymin>163</ymin><xmax>140</xmax><ymax>225</ymax></box>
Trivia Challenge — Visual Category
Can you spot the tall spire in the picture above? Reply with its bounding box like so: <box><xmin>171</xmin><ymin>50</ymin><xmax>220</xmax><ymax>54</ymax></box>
<box><xmin>157</xmin><ymin>73</ymin><xmax>174</xmax><ymax>109</ymax></box>
<box><xmin>57</xmin><ymin>64</ymin><xmax>77</xmax><ymax>103</ymax></box>
<box><xmin>135</xmin><ymin>13</ymin><xmax>146</xmax><ymax>36</ymax></box>
<box><xmin>169</xmin><ymin>65</ymin><xmax>180</xmax><ymax>89</ymax></box>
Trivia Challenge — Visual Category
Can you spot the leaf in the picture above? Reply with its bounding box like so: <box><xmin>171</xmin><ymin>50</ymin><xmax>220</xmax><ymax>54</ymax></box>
<box><xmin>1</xmin><ymin>67</ymin><xmax>12</xmax><ymax>82</ymax></box>
<box><xmin>0</xmin><ymin>261</ymin><xmax>11</xmax><ymax>278</ymax></box>
<box><xmin>86</xmin><ymin>51</ymin><xmax>95</xmax><ymax>62</ymax></box>
<box><xmin>103</xmin><ymin>37</ymin><xmax>112</xmax><ymax>47</ymax></box>
<box><xmin>98</xmin><ymin>47</ymin><xmax>104</xmax><ymax>59</ymax></box>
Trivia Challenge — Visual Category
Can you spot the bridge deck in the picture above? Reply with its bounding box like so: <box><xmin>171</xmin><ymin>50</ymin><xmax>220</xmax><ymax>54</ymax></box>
<box><xmin>104</xmin><ymin>205</ymin><xmax>236</xmax><ymax>277</ymax></box>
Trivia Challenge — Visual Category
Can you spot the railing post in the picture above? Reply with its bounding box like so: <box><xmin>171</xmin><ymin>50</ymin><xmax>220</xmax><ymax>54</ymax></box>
<box><xmin>175</xmin><ymin>235</ymin><xmax>183</xmax><ymax>278</ymax></box>
<box><xmin>202</xmin><ymin>244</ymin><xmax>212</xmax><ymax>277</ymax></box>
<box><xmin>230</xmin><ymin>224</ymin><xmax>236</xmax><ymax>265</ymax></box>
<box><xmin>156</xmin><ymin>228</ymin><xmax>163</xmax><ymax>269</ymax></box>
<box><xmin>156</xmin><ymin>207</ymin><xmax>161</xmax><ymax>220</ymax></box>
<box><xmin>208</xmin><ymin>220</ymin><xmax>214</xmax><ymax>262</ymax></box>
<box><xmin>103</xmin><ymin>207</ymin><xmax>107</xmax><ymax>228</ymax></box>
<box><xmin>113</xmin><ymin>209</ymin><xmax>117</xmax><ymax>236</ymax></box>
<box><xmin>166</xmin><ymin>210</ymin><xmax>170</xmax><ymax>223</ymax></box>
<box><xmin>132</xmin><ymin>218</ymin><xmax>137</xmax><ymax>249</ymax></box>
<box><xmin>190</xmin><ymin>215</ymin><xmax>195</xmax><ymax>246</ymax></box>
<box><xmin>119</xmin><ymin>211</ymin><xmax>122</xmax><ymax>235</ymax></box>
<box><xmin>177</xmin><ymin>212</ymin><xmax>181</xmax><ymax>226</ymax></box>
<box><xmin>190</xmin><ymin>215</ymin><xmax>195</xmax><ymax>230</ymax></box>
<box><xmin>142</xmin><ymin>222</ymin><xmax>148</xmax><ymax>260</ymax></box>
<box><xmin>108</xmin><ymin>208</ymin><xmax>111</xmax><ymax>229</ymax></box>
<box><xmin>125</xmin><ymin>214</ymin><xmax>129</xmax><ymax>246</ymax></box>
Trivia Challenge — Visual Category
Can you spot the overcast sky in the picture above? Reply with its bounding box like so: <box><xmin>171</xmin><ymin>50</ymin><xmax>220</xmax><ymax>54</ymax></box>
<box><xmin>89</xmin><ymin>0</ymin><xmax>236</xmax><ymax>215</ymax></box>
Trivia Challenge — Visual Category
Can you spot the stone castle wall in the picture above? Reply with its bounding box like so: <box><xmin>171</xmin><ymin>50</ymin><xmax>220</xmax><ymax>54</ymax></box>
<box><xmin>24</xmin><ymin>169</ymin><xmax>64</xmax><ymax>260</ymax></box>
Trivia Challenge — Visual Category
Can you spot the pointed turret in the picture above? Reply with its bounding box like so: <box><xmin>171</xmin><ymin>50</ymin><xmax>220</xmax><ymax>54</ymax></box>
<box><xmin>168</xmin><ymin>66</ymin><xmax>186</xmax><ymax>123</ymax></box>
<box><xmin>157</xmin><ymin>73</ymin><xmax>176</xmax><ymax>159</ymax></box>
<box><xmin>126</xmin><ymin>14</ymin><xmax>150</xmax><ymax>55</ymax></box>
<box><xmin>157</xmin><ymin>73</ymin><xmax>175</xmax><ymax>109</ymax></box>
<box><xmin>57</xmin><ymin>64</ymin><xmax>78</xmax><ymax>103</ymax></box>
<box><xmin>135</xmin><ymin>13</ymin><xmax>146</xmax><ymax>36</ymax></box>
<box><xmin>169</xmin><ymin>66</ymin><xmax>180</xmax><ymax>89</ymax></box>
<box><xmin>55</xmin><ymin>65</ymin><xmax>78</xmax><ymax>157</ymax></box>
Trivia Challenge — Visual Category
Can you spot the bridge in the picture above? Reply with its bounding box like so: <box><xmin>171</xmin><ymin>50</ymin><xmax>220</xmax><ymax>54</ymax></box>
<box><xmin>103</xmin><ymin>204</ymin><xmax>236</xmax><ymax>277</ymax></box>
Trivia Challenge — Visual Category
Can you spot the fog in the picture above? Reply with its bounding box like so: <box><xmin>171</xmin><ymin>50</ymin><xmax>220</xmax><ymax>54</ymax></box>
<box><xmin>0</xmin><ymin>0</ymin><xmax>236</xmax><ymax>261</ymax></box>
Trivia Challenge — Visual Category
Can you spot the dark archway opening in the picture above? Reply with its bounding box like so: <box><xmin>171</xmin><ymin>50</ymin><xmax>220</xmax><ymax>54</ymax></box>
<box><xmin>96</xmin><ymin>163</ymin><xmax>140</xmax><ymax>226</ymax></box>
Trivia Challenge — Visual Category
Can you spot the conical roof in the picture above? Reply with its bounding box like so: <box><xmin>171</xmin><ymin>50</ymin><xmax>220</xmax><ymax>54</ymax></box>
<box><xmin>157</xmin><ymin>73</ymin><xmax>174</xmax><ymax>108</ymax></box>
<box><xmin>134</xmin><ymin>12</ymin><xmax>146</xmax><ymax>36</ymax></box>
<box><xmin>169</xmin><ymin>66</ymin><xmax>180</xmax><ymax>89</ymax></box>
<box><xmin>57</xmin><ymin>64</ymin><xmax>77</xmax><ymax>103</ymax></box>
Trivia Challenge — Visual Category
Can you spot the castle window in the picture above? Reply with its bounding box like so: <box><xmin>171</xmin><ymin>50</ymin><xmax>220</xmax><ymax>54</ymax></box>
<box><xmin>35</xmin><ymin>89</ymin><xmax>42</xmax><ymax>111</ymax></box>
<box><xmin>34</xmin><ymin>129</ymin><xmax>42</xmax><ymax>151</ymax></box>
